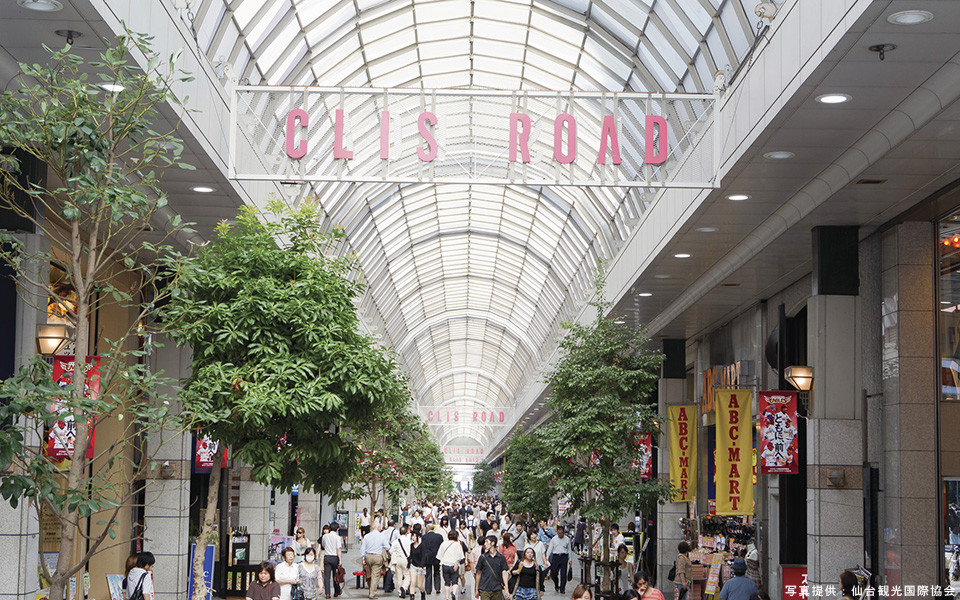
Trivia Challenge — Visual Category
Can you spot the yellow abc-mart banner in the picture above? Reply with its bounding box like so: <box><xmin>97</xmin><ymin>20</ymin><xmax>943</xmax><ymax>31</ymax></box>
<box><xmin>668</xmin><ymin>405</ymin><xmax>697</xmax><ymax>502</ymax></box>
<box><xmin>715</xmin><ymin>389</ymin><xmax>753</xmax><ymax>515</ymax></box>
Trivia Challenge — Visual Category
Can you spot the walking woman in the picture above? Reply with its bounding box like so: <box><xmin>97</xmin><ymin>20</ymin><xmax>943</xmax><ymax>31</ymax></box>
<box><xmin>409</xmin><ymin>531</ymin><xmax>428</xmax><ymax>600</ymax></box>
<box><xmin>247</xmin><ymin>562</ymin><xmax>281</xmax><ymax>600</ymax></box>
<box><xmin>499</xmin><ymin>533</ymin><xmax>518</xmax><ymax>570</ymax></box>
<box><xmin>675</xmin><ymin>542</ymin><xmax>693</xmax><ymax>600</ymax></box>
<box><xmin>294</xmin><ymin>528</ymin><xmax>313</xmax><ymax>563</ymax></box>
<box><xmin>510</xmin><ymin>548</ymin><xmax>541</xmax><ymax>600</ymax></box>
<box><xmin>614</xmin><ymin>545</ymin><xmax>634</xmax><ymax>599</ymax></box>
<box><xmin>571</xmin><ymin>583</ymin><xmax>592</xmax><ymax>600</ymax></box>
<box><xmin>633</xmin><ymin>572</ymin><xmax>665</xmax><ymax>600</ymax></box>
<box><xmin>439</xmin><ymin>530</ymin><xmax>466</xmax><ymax>600</ymax></box>
<box><xmin>298</xmin><ymin>548</ymin><xmax>322</xmax><ymax>600</ymax></box>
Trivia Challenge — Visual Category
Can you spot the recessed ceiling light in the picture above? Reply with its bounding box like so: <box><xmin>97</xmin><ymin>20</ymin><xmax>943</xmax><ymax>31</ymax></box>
<box><xmin>763</xmin><ymin>151</ymin><xmax>795</xmax><ymax>160</ymax></box>
<box><xmin>653</xmin><ymin>274</ymin><xmax>671</xmax><ymax>279</ymax></box>
<box><xmin>101</xmin><ymin>83</ymin><xmax>125</xmax><ymax>93</ymax></box>
<box><xmin>674</xmin><ymin>253</ymin><xmax>691</xmax><ymax>259</ymax></box>
<box><xmin>614</xmin><ymin>320</ymin><xmax>626</xmax><ymax>324</ymax></box>
<box><xmin>637</xmin><ymin>292</ymin><xmax>652</xmax><ymax>297</ymax></box>
<box><xmin>887</xmin><ymin>10</ymin><xmax>934</xmax><ymax>25</ymax></box>
<box><xmin>18</xmin><ymin>0</ymin><xmax>62</xmax><ymax>11</ymax></box>
<box><xmin>727</xmin><ymin>194</ymin><xmax>750</xmax><ymax>201</ymax></box>
<box><xmin>816</xmin><ymin>93</ymin><xmax>852</xmax><ymax>105</ymax></box>
<box><xmin>696</xmin><ymin>226</ymin><xmax>718</xmax><ymax>233</ymax></box>
<box><xmin>943</xmin><ymin>301</ymin><xmax>952</xmax><ymax>305</ymax></box>
<box><xmin>191</xmin><ymin>186</ymin><xmax>215</xmax><ymax>193</ymax></box>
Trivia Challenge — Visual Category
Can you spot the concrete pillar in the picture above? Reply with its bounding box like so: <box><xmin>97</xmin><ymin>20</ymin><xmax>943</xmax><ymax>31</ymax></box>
<box><xmin>806</xmin><ymin>227</ymin><xmax>864</xmax><ymax>587</ymax></box>
<box><xmin>878</xmin><ymin>222</ymin><xmax>938</xmax><ymax>587</ymax></box>
<box><xmin>0</xmin><ymin>233</ymin><xmax>46</xmax><ymax>600</ymax></box>
<box><xmin>657</xmin><ymin>339</ymin><xmax>686</xmax><ymax>596</ymax></box>
<box><xmin>142</xmin><ymin>337</ymin><xmax>192</xmax><ymax>600</ymax></box>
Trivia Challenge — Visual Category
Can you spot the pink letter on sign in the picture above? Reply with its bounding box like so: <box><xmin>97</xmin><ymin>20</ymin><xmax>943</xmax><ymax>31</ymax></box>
<box><xmin>333</xmin><ymin>109</ymin><xmax>353</xmax><ymax>159</ymax></box>
<box><xmin>380</xmin><ymin>111</ymin><xmax>390</xmax><ymax>160</ymax></box>
<box><xmin>417</xmin><ymin>111</ymin><xmax>439</xmax><ymax>162</ymax></box>
<box><xmin>645</xmin><ymin>115</ymin><xmax>668</xmax><ymax>164</ymax></box>
<box><xmin>509</xmin><ymin>113</ymin><xmax>532</xmax><ymax>163</ymax></box>
<box><xmin>553</xmin><ymin>113</ymin><xmax>576</xmax><ymax>164</ymax></box>
<box><xmin>285</xmin><ymin>109</ymin><xmax>308</xmax><ymax>159</ymax></box>
<box><xmin>597</xmin><ymin>115</ymin><xmax>621</xmax><ymax>165</ymax></box>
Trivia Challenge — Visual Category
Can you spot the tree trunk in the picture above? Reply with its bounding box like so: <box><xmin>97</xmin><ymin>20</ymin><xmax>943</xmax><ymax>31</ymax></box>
<box><xmin>50</xmin><ymin>294</ymin><xmax>92</xmax><ymax>600</ymax></box>
<box><xmin>601</xmin><ymin>520</ymin><xmax>611</xmax><ymax>591</ymax></box>
<box><xmin>192</xmin><ymin>462</ymin><xmax>222</xmax><ymax>600</ymax></box>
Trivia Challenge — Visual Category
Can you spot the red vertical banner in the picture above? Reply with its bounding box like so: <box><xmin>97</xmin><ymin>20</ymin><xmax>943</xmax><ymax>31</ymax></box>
<box><xmin>632</xmin><ymin>433</ymin><xmax>653</xmax><ymax>479</ymax></box>
<box><xmin>48</xmin><ymin>355</ymin><xmax>99</xmax><ymax>462</ymax></box>
<box><xmin>759</xmin><ymin>391</ymin><xmax>799</xmax><ymax>475</ymax></box>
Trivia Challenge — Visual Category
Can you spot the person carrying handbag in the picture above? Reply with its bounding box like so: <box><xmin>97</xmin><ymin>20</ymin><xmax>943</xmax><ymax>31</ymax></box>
<box><xmin>391</xmin><ymin>525</ymin><xmax>413</xmax><ymax>599</ymax></box>
<box><xmin>126</xmin><ymin>552</ymin><xmax>155</xmax><ymax>600</ymax></box>
<box><xmin>674</xmin><ymin>542</ymin><xmax>693</xmax><ymax>600</ymax></box>
<box><xmin>439</xmin><ymin>531</ymin><xmax>466</xmax><ymax>600</ymax></box>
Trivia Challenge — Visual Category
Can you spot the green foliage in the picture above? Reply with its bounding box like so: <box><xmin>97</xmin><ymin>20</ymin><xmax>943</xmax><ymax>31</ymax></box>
<box><xmin>0</xmin><ymin>29</ymin><xmax>193</xmax><ymax>599</ymax></box>
<box><xmin>164</xmin><ymin>201</ymin><xmax>408</xmax><ymax>495</ymax></box>
<box><xmin>471</xmin><ymin>462</ymin><xmax>496</xmax><ymax>496</ymax></box>
<box><xmin>502</xmin><ymin>433</ymin><xmax>554</xmax><ymax>518</ymax></box>
<box><xmin>335</xmin><ymin>408</ymin><xmax>447</xmax><ymax>513</ymax></box>
<box><xmin>538</xmin><ymin>265</ymin><xmax>673</xmax><ymax>525</ymax></box>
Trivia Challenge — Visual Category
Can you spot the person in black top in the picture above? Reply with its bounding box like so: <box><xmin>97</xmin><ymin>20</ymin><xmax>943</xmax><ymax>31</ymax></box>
<box><xmin>421</xmin><ymin>524</ymin><xmax>445</xmax><ymax>595</ymax></box>
<box><xmin>475</xmin><ymin>536</ymin><xmax>511</xmax><ymax>600</ymax></box>
<box><xmin>409</xmin><ymin>532</ymin><xmax>427</xmax><ymax>600</ymax></box>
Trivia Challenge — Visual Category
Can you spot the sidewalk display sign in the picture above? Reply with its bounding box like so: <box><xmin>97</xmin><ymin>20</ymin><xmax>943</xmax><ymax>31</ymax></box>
<box><xmin>188</xmin><ymin>544</ymin><xmax>216</xmax><ymax>600</ymax></box>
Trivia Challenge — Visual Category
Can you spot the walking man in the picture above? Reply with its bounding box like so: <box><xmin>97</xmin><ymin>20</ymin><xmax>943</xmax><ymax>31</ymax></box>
<box><xmin>362</xmin><ymin>522</ymin><xmax>391</xmax><ymax>599</ymax></box>
<box><xmin>474</xmin><ymin>536</ymin><xmax>511</xmax><ymax>600</ymax></box>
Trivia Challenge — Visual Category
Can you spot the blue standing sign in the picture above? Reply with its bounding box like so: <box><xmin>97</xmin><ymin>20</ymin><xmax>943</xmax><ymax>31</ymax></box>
<box><xmin>187</xmin><ymin>544</ymin><xmax>216</xmax><ymax>600</ymax></box>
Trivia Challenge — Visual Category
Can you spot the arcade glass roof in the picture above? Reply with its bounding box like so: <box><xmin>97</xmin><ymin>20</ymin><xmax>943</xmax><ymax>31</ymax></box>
<box><xmin>188</xmin><ymin>0</ymin><xmax>758</xmax><ymax>449</ymax></box>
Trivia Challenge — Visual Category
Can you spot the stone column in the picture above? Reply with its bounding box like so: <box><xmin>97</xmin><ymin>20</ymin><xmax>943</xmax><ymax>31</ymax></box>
<box><xmin>806</xmin><ymin>227</ymin><xmax>864</xmax><ymax>586</ymax></box>
<box><xmin>657</xmin><ymin>339</ymin><xmax>686</xmax><ymax>597</ymax></box>
<box><xmin>142</xmin><ymin>337</ymin><xmax>192</xmax><ymax>600</ymax></box>
<box><xmin>0</xmin><ymin>233</ymin><xmax>46</xmax><ymax>600</ymax></box>
<box><xmin>877</xmin><ymin>222</ymin><xmax>938</xmax><ymax>586</ymax></box>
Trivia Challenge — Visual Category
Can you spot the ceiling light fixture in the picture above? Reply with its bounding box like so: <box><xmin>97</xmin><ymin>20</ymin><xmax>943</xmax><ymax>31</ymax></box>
<box><xmin>101</xmin><ymin>83</ymin><xmax>125</xmax><ymax>93</ymax></box>
<box><xmin>727</xmin><ymin>194</ymin><xmax>750</xmax><ymax>201</ymax></box>
<box><xmin>696</xmin><ymin>226</ymin><xmax>718</xmax><ymax>233</ymax></box>
<box><xmin>637</xmin><ymin>292</ymin><xmax>652</xmax><ymax>297</ymax></box>
<box><xmin>816</xmin><ymin>93</ymin><xmax>852</xmax><ymax>104</ymax></box>
<box><xmin>763</xmin><ymin>151</ymin><xmax>795</xmax><ymax>160</ymax></box>
<box><xmin>674</xmin><ymin>253</ymin><xmax>691</xmax><ymax>259</ymax></box>
<box><xmin>191</xmin><ymin>186</ymin><xmax>215</xmax><ymax>193</ymax></box>
<box><xmin>18</xmin><ymin>0</ymin><xmax>62</xmax><ymax>11</ymax></box>
<box><xmin>55</xmin><ymin>29</ymin><xmax>82</xmax><ymax>45</ymax></box>
<box><xmin>887</xmin><ymin>10</ymin><xmax>934</xmax><ymax>25</ymax></box>
<box><xmin>653</xmin><ymin>274</ymin><xmax>671</xmax><ymax>279</ymax></box>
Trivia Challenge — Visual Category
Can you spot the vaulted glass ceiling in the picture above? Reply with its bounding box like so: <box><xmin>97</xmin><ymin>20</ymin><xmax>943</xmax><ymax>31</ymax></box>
<box><xmin>189</xmin><ymin>0</ymin><xmax>757</xmax><ymax>450</ymax></box>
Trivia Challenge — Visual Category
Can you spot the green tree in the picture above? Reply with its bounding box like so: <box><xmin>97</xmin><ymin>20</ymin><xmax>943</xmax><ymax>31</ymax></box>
<box><xmin>472</xmin><ymin>461</ymin><xmax>496</xmax><ymax>496</ymax></box>
<box><xmin>538</xmin><ymin>265</ymin><xmax>672</xmax><ymax>570</ymax></box>
<box><xmin>336</xmin><ymin>408</ymin><xmax>432</xmax><ymax>517</ymax></box>
<box><xmin>0</xmin><ymin>33</ymin><xmax>194</xmax><ymax>600</ymax></box>
<box><xmin>502</xmin><ymin>432</ymin><xmax>554</xmax><ymax>519</ymax></box>
<box><xmin>163</xmin><ymin>202</ymin><xmax>408</xmax><ymax>600</ymax></box>
<box><xmin>411</xmin><ymin>434</ymin><xmax>453</xmax><ymax>500</ymax></box>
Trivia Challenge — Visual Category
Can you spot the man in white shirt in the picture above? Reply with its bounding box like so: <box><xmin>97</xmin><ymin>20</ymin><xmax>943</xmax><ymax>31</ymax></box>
<box><xmin>125</xmin><ymin>551</ymin><xmax>155</xmax><ymax>600</ymax></box>
<box><xmin>545</xmin><ymin>526</ymin><xmax>571</xmax><ymax>593</ymax></box>
<box><xmin>361</xmin><ymin>522</ymin><xmax>391</xmax><ymax>599</ymax></box>
<box><xmin>390</xmin><ymin>524</ymin><xmax>413</xmax><ymax>599</ymax></box>
<box><xmin>322</xmin><ymin>523</ymin><xmax>344</xmax><ymax>598</ymax></box>
<box><xmin>384</xmin><ymin>520</ymin><xmax>400</xmax><ymax>593</ymax></box>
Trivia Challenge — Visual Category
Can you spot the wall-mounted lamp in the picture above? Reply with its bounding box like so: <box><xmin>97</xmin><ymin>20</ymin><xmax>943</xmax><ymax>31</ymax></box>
<box><xmin>785</xmin><ymin>365</ymin><xmax>814</xmax><ymax>391</ymax></box>
<box><xmin>36</xmin><ymin>323</ymin><xmax>73</xmax><ymax>356</ymax></box>
<box><xmin>159</xmin><ymin>461</ymin><xmax>175</xmax><ymax>479</ymax></box>
<box><xmin>827</xmin><ymin>468</ymin><xmax>846</xmax><ymax>488</ymax></box>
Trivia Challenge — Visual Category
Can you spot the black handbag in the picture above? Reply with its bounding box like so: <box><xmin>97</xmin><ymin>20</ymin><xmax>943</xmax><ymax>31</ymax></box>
<box><xmin>129</xmin><ymin>573</ymin><xmax>147</xmax><ymax>600</ymax></box>
<box><xmin>667</xmin><ymin>561</ymin><xmax>676</xmax><ymax>582</ymax></box>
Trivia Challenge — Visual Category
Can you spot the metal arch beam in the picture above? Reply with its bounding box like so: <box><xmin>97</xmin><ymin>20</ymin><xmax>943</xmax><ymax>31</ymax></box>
<box><xmin>416</xmin><ymin>367</ymin><xmax>515</xmax><ymax>404</ymax></box>
<box><xmin>405</xmin><ymin>336</ymin><xmax>535</xmax><ymax>391</ymax></box>
<box><xmin>396</xmin><ymin>312</ymin><xmax>539</xmax><ymax>363</ymax></box>
<box><xmin>402</xmin><ymin>330</ymin><xmax>536</xmax><ymax>373</ymax></box>
<box><xmin>436</xmin><ymin>426</ymin><xmax>490</xmax><ymax>448</ymax></box>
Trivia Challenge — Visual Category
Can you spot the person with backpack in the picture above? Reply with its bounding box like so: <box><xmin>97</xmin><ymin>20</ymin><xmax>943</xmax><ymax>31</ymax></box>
<box><xmin>673</xmin><ymin>542</ymin><xmax>692</xmax><ymax>600</ymax></box>
<box><xmin>126</xmin><ymin>551</ymin><xmax>155</xmax><ymax>600</ymax></box>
